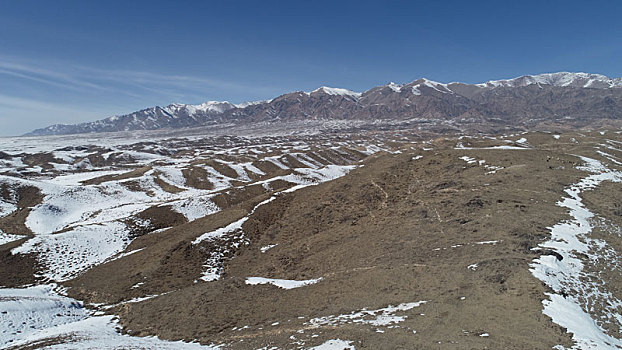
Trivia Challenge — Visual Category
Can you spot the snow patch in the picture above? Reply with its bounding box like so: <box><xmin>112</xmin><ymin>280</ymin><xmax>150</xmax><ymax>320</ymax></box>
<box><xmin>386</xmin><ymin>82</ymin><xmax>402</xmax><ymax>92</ymax></box>
<box><xmin>312</xmin><ymin>87</ymin><xmax>362</xmax><ymax>98</ymax></box>
<box><xmin>260</xmin><ymin>244</ymin><xmax>277</xmax><ymax>253</ymax></box>
<box><xmin>5</xmin><ymin>315</ymin><xmax>219</xmax><ymax>349</ymax></box>
<box><xmin>0</xmin><ymin>229</ymin><xmax>23</xmax><ymax>245</ymax></box>
<box><xmin>13</xmin><ymin>222</ymin><xmax>130</xmax><ymax>281</ymax></box>
<box><xmin>307</xmin><ymin>301</ymin><xmax>426</xmax><ymax>328</ymax></box>
<box><xmin>307</xmin><ymin>339</ymin><xmax>356</xmax><ymax>350</ymax></box>
<box><xmin>0</xmin><ymin>285</ymin><xmax>87</xmax><ymax>347</ymax></box>
<box><xmin>169</xmin><ymin>196</ymin><xmax>219</xmax><ymax>222</ymax></box>
<box><xmin>245</xmin><ymin>277</ymin><xmax>322</xmax><ymax>289</ymax></box>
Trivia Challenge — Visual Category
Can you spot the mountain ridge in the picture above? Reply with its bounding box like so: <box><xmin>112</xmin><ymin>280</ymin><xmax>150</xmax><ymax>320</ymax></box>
<box><xmin>26</xmin><ymin>72</ymin><xmax>622</xmax><ymax>136</ymax></box>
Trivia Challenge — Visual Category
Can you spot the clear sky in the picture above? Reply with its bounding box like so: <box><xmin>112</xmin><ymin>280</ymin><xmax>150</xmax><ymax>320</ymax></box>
<box><xmin>0</xmin><ymin>0</ymin><xmax>620</xmax><ymax>136</ymax></box>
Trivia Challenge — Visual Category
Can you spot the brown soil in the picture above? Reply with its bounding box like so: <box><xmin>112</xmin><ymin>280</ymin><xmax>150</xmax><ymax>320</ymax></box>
<box><xmin>202</xmin><ymin>160</ymin><xmax>240</xmax><ymax>179</ymax></box>
<box><xmin>0</xmin><ymin>242</ymin><xmax>40</xmax><ymax>287</ymax></box>
<box><xmin>181</xmin><ymin>166</ymin><xmax>214</xmax><ymax>190</ymax></box>
<box><xmin>0</xmin><ymin>185</ymin><xmax>43</xmax><ymax>236</ymax></box>
<box><xmin>0</xmin><ymin>185</ymin><xmax>44</xmax><ymax>286</ymax></box>
<box><xmin>81</xmin><ymin>166</ymin><xmax>151</xmax><ymax>185</ymax></box>
<box><xmin>282</xmin><ymin>155</ymin><xmax>310</xmax><ymax>168</ymax></box>
<box><xmin>251</xmin><ymin>160</ymin><xmax>289</xmax><ymax>174</ymax></box>
<box><xmin>153</xmin><ymin>175</ymin><xmax>186</xmax><ymax>193</ymax></box>
<box><xmin>211</xmin><ymin>183</ymin><xmax>281</xmax><ymax>210</ymax></box>
<box><xmin>21</xmin><ymin>153</ymin><xmax>60</xmax><ymax>170</ymax></box>
<box><xmin>126</xmin><ymin>206</ymin><xmax>188</xmax><ymax>238</ymax></box>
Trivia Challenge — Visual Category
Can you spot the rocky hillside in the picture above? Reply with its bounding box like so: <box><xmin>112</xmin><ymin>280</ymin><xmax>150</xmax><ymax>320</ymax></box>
<box><xmin>26</xmin><ymin>72</ymin><xmax>622</xmax><ymax>136</ymax></box>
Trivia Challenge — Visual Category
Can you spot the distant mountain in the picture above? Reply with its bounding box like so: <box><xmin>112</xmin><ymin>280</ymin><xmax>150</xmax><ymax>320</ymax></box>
<box><xmin>475</xmin><ymin>72</ymin><xmax>622</xmax><ymax>89</ymax></box>
<box><xmin>26</xmin><ymin>72</ymin><xmax>622</xmax><ymax>136</ymax></box>
<box><xmin>27</xmin><ymin>102</ymin><xmax>237</xmax><ymax>136</ymax></box>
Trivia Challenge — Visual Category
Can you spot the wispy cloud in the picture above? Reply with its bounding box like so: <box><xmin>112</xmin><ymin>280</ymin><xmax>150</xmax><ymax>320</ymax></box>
<box><xmin>0</xmin><ymin>60</ymin><xmax>107</xmax><ymax>91</ymax></box>
<box><xmin>0</xmin><ymin>56</ymin><xmax>280</xmax><ymax>101</ymax></box>
<box><xmin>0</xmin><ymin>93</ymin><xmax>100</xmax><ymax>115</ymax></box>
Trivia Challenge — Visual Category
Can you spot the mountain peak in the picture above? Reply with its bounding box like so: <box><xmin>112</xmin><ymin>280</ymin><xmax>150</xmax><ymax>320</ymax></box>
<box><xmin>185</xmin><ymin>101</ymin><xmax>236</xmax><ymax>114</ymax></box>
<box><xmin>386</xmin><ymin>82</ymin><xmax>403</xmax><ymax>92</ymax></box>
<box><xmin>310</xmin><ymin>86</ymin><xmax>362</xmax><ymax>98</ymax></box>
<box><xmin>406</xmin><ymin>78</ymin><xmax>452</xmax><ymax>95</ymax></box>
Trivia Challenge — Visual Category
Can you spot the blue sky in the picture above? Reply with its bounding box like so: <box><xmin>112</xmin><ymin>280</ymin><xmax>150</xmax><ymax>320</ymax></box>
<box><xmin>0</xmin><ymin>0</ymin><xmax>620</xmax><ymax>136</ymax></box>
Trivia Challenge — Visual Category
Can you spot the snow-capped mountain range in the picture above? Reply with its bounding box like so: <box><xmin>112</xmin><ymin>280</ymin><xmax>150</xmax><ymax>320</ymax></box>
<box><xmin>26</xmin><ymin>72</ymin><xmax>622</xmax><ymax>136</ymax></box>
<box><xmin>476</xmin><ymin>72</ymin><xmax>622</xmax><ymax>89</ymax></box>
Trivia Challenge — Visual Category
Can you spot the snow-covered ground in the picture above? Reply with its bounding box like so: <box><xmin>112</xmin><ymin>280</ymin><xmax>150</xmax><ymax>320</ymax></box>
<box><xmin>0</xmin><ymin>229</ymin><xmax>22</xmax><ymax>246</ymax></box>
<box><xmin>530</xmin><ymin>156</ymin><xmax>622</xmax><ymax>349</ymax></box>
<box><xmin>0</xmin><ymin>285</ymin><xmax>219</xmax><ymax>349</ymax></box>
<box><xmin>307</xmin><ymin>339</ymin><xmax>356</xmax><ymax>350</ymax></box>
<box><xmin>0</xmin><ymin>134</ymin><xmax>372</xmax><ymax>282</ymax></box>
<box><xmin>0</xmin><ymin>133</ymin><xmax>382</xmax><ymax>348</ymax></box>
<box><xmin>245</xmin><ymin>277</ymin><xmax>323</xmax><ymax>289</ymax></box>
